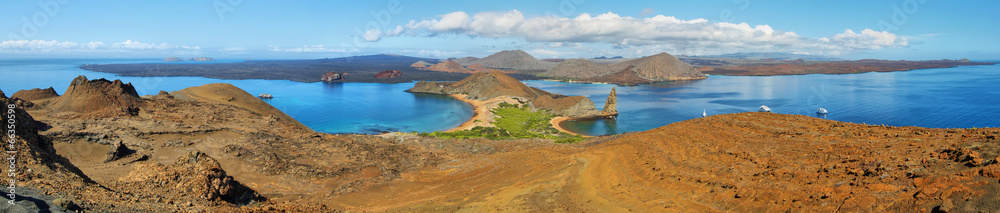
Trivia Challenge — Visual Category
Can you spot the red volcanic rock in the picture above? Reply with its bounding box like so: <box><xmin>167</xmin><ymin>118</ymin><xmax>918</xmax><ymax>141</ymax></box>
<box><xmin>373</xmin><ymin>70</ymin><xmax>403</xmax><ymax>78</ymax></box>
<box><xmin>321</xmin><ymin>72</ymin><xmax>346</xmax><ymax>81</ymax></box>
<box><xmin>696</xmin><ymin>66</ymin><xmax>715</xmax><ymax>72</ymax></box>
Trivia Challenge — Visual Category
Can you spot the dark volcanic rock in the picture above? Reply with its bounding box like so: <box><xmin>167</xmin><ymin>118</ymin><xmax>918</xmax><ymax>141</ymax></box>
<box><xmin>12</xmin><ymin>87</ymin><xmax>60</xmax><ymax>101</ymax></box>
<box><xmin>321</xmin><ymin>72</ymin><xmax>346</xmax><ymax>81</ymax></box>
<box><xmin>50</xmin><ymin>75</ymin><xmax>143</xmax><ymax>118</ymax></box>
<box><xmin>373</xmin><ymin>70</ymin><xmax>403</xmax><ymax>78</ymax></box>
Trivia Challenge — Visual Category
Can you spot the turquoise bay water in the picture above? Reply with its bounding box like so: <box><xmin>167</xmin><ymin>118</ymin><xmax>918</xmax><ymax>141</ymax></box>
<box><xmin>1</xmin><ymin>58</ymin><xmax>998</xmax><ymax>135</ymax></box>
<box><xmin>526</xmin><ymin>63</ymin><xmax>1000</xmax><ymax>135</ymax></box>
<box><xmin>0</xmin><ymin>59</ymin><xmax>472</xmax><ymax>134</ymax></box>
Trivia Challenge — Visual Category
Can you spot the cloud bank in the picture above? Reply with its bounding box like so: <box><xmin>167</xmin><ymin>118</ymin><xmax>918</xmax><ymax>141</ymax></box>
<box><xmin>374</xmin><ymin>10</ymin><xmax>908</xmax><ymax>55</ymax></box>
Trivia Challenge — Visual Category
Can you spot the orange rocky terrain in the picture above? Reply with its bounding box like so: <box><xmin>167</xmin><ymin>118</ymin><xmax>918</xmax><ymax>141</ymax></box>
<box><xmin>1</xmin><ymin>76</ymin><xmax>998</xmax><ymax>212</ymax></box>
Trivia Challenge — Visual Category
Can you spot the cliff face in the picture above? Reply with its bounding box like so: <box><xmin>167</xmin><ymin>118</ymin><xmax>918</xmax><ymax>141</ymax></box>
<box><xmin>49</xmin><ymin>75</ymin><xmax>143</xmax><ymax>118</ymax></box>
<box><xmin>12</xmin><ymin>87</ymin><xmax>60</xmax><ymax>101</ymax></box>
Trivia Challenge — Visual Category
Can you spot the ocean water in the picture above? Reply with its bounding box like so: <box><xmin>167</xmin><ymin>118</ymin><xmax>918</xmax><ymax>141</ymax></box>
<box><xmin>526</xmin><ymin>62</ymin><xmax>1000</xmax><ymax>136</ymax></box>
<box><xmin>2</xmin><ymin>58</ymin><xmax>997</xmax><ymax>136</ymax></box>
<box><xmin>0</xmin><ymin>58</ymin><xmax>473</xmax><ymax>134</ymax></box>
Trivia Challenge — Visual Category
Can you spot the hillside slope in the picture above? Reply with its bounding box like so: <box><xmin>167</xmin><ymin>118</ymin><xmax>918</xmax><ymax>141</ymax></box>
<box><xmin>545</xmin><ymin>52</ymin><xmax>707</xmax><ymax>83</ymax></box>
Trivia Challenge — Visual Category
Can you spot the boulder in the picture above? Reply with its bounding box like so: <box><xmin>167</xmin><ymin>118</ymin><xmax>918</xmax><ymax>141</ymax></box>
<box><xmin>321</xmin><ymin>72</ymin><xmax>346</xmax><ymax>81</ymax></box>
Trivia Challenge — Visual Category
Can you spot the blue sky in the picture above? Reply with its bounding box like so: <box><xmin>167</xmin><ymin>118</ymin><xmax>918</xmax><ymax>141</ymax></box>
<box><xmin>1</xmin><ymin>0</ymin><xmax>997</xmax><ymax>60</ymax></box>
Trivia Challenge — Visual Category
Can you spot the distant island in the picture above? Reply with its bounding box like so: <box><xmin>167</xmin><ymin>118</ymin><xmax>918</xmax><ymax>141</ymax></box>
<box><xmin>76</xmin><ymin>50</ymin><xmax>995</xmax><ymax>86</ymax></box>
<box><xmin>163</xmin><ymin>57</ymin><xmax>216</xmax><ymax>62</ymax></box>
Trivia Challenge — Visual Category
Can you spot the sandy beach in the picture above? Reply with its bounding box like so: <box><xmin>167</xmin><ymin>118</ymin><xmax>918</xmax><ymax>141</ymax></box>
<box><xmin>550</xmin><ymin>116</ymin><xmax>588</xmax><ymax>137</ymax></box>
<box><xmin>444</xmin><ymin>94</ymin><xmax>490</xmax><ymax>132</ymax></box>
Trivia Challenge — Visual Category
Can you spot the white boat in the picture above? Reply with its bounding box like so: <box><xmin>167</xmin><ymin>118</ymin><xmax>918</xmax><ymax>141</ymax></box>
<box><xmin>758</xmin><ymin>105</ymin><xmax>770</xmax><ymax>112</ymax></box>
<box><xmin>816</xmin><ymin>108</ymin><xmax>828</xmax><ymax>114</ymax></box>
<box><xmin>258</xmin><ymin>93</ymin><xmax>273</xmax><ymax>99</ymax></box>
<box><xmin>702</xmin><ymin>109</ymin><xmax>707</xmax><ymax>117</ymax></box>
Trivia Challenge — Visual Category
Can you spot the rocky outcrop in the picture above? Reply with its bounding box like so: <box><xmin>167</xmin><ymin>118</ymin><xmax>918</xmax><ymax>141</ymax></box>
<box><xmin>49</xmin><ymin>75</ymin><xmax>143</xmax><ymax>118</ymax></box>
<box><xmin>426</xmin><ymin>61</ymin><xmax>472</xmax><ymax>73</ymax></box>
<box><xmin>373</xmin><ymin>70</ymin><xmax>403</xmax><ymax>78</ymax></box>
<box><xmin>12</xmin><ymin>87</ymin><xmax>60</xmax><ymax>101</ymax></box>
<box><xmin>602</xmin><ymin>87</ymin><xmax>617</xmax><ymax>117</ymax></box>
<box><xmin>321</xmin><ymin>72</ymin><xmax>346</xmax><ymax>81</ymax></box>
<box><xmin>163</xmin><ymin>57</ymin><xmax>183</xmax><ymax>62</ymax></box>
<box><xmin>117</xmin><ymin>151</ymin><xmax>263</xmax><ymax>205</ymax></box>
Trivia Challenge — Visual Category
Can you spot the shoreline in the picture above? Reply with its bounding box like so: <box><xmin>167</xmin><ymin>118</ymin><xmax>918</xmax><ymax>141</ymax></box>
<box><xmin>444</xmin><ymin>94</ymin><xmax>485</xmax><ymax>132</ymax></box>
<box><xmin>550</xmin><ymin>116</ymin><xmax>588</xmax><ymax>137</ymax></box>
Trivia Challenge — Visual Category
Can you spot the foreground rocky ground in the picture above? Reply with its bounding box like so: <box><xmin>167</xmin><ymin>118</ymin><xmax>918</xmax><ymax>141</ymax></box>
<box><xmin>1</xmin><ymin>77</ymin><xmax>997</xmax><ymax>212</ymax></box>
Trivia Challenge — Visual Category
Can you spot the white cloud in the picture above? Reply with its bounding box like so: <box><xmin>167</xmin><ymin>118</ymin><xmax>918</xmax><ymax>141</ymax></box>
<box><xmin>267</xmin><ymin>45</ymin><xmax>358</xmax><ymax>53</ymax></box>
<box><xmin>399</xmin><ymin>49</ymin><xmax>465</xmax><ymax>58</ymax></box>
<box><xmin>639</xmin><ymin>8</ymin><xmax>656</xmax><ymax>17</ymax></box>
<box><xmin>373</xmin><ymin>10</ymin><xmax>908</xmax><ymax>55</ymax></box>
<box><xmin>0</xmin><ymin>40</ymin><xmax>200</xmax><ymax>53</ymax></box>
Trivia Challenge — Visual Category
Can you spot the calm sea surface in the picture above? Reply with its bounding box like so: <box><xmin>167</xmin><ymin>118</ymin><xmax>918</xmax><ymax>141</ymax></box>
<box><xmin>2</xmin><ymin>58</ymin><xmax>997</xmax><ymax>135</ymax></box>
<box><xmin>526</xmin><ymin>62</ymin><xmax>1000</xmax><ymax>135</ymax></box>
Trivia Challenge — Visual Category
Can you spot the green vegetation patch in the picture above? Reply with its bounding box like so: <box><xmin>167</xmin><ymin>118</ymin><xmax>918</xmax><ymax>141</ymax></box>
<box><xmin>420</xmin><ymin>103</ymin><xmax>584</xmax><ymax>143</ymax></box>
